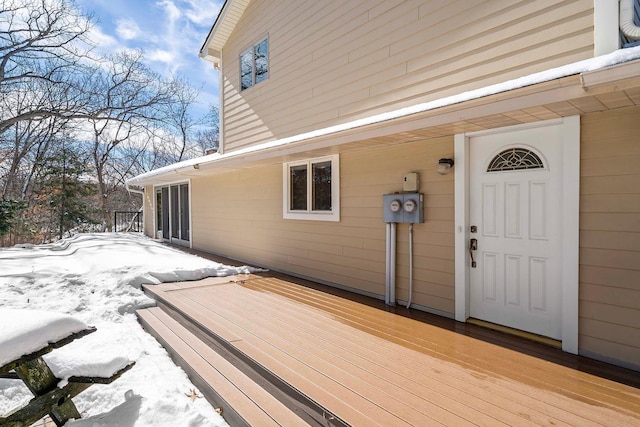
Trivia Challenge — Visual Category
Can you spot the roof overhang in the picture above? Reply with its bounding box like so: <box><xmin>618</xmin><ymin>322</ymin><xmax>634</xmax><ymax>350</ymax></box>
<box><xmin>199</xmin><ymin>0</ymin><xmax>251</xmax><ymax>64</ymax></box>
<box><xmin>129</xmin><ymin>48</ymin><xmax>640</xmax><ymax>187</ymax></box>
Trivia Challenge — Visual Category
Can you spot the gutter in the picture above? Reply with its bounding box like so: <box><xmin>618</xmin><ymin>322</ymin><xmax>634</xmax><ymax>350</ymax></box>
<box><xmin>620</xmin><ymin>0</ymin><xmax>640</xmax><ymax>40</ymax></box>
<box><xmin>125</xmin><ymin>183</ymin><xmax>145</xmax><ymax>196</ymax></box>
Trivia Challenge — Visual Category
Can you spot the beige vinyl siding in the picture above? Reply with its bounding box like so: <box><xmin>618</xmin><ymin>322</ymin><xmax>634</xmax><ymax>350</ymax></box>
<box><xmin>157</xmin><ymin>106</ymin><xmax>640</xmax><ymax>368</ymax></box>
<box><xmin>191</xmin><ymin>137</ymin><xmax>455</xmax><ymax>314</ymax></box>
<box><xmin>221</xmin><ymin>0</ymin><xmax>593</xmax><ymax>152</ymax></box>
<box><xmin>579</xmin><ymin>106</ymin><xmax>640</xmax><ymax>368</ymax></box>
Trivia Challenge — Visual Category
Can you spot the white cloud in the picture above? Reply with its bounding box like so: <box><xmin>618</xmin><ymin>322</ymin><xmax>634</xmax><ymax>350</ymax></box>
<box><xmin>183</xmin><ymin>0</ymin><xmax>221</xmax><ymax>26</ymax></box>
<box><xmin>157</xmin><ymin>0</ymin><xmax>182</xmax><ymax>23</ymax></box>
<box><xmin>148</xmin><ymin>49</ymin><xmax>175</xmax><ymax>63</ymax></box>
<box><xmin>115</xmin><ymin>18</ymin><xmax>142</xmax><ymax>40</ymax></box>
<box><xmin>72</xmin><ymin>0</ymin><xmax>222</xmax><ymax>114</ymax></box>
<box><xmin>87</xmin><ymin>24</ymin><xmax>118</xmax><ymax>47</ymax></box>
<box><xmin>146</xmin><ymin>0</ymin><xmax>192</xmax><ymax>73</ymax></box>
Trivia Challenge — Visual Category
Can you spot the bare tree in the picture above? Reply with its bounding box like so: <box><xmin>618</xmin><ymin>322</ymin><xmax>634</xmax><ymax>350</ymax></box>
<box><xmin>0</xmin><ymin>0</ymin><xmax>210</xmax><ymax>243</ymax></box>
<box><xmin>0</xmin><ymin>0</ymin><xmax>95</xmax><ymax>134</ymax></box>
<box><xmin>0</xmin><ymin>85</ymin><xmax>71</xmax><ymax>200</ymax></box>
<box><xmin>85</xmin><ymin>51</ymin><xmax>176</xmax><ymax>230</ymax></box>
<box><xmin>161</xmin><ymin>78</ymin><xmax>202</xmax><ymax>162</ymax></box>
<box><xmin>195</xmin><ymin>105</ymin><xmax>220</xmax><ymax>155</ymax></box>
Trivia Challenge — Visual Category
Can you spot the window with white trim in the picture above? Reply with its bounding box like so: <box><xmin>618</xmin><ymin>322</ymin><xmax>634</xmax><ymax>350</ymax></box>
<box><xmin>240</xmin><ymin>37</ymin><xmax>268</xmax><ymax>91</ymax></box>
<box><xmin>283</xmin><ymin>155</ymin><xmax>340</xmax><ymax>221</ymax></box>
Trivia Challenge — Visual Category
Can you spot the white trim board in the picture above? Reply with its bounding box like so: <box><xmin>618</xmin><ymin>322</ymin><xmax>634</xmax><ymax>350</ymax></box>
<box><xmin>454</xmin><ymin>117</ymin><xmax>580</xmax><ymax>354</ymax></box>
<box><xmin>282</xmin><ymin>154</ymin><xmax>340</xmax><ymax>222</ymax></box>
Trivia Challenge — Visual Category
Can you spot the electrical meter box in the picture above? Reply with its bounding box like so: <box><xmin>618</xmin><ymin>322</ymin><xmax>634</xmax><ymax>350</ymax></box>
<box><xmin>403</xmin><ymin>172</ymin><xmax>419</xmax><ymax>192</ymax></box>
<box><xmin>383</xmin><ymin>193</ymin><xmax>424</xmax><ymax>223</ymax></box>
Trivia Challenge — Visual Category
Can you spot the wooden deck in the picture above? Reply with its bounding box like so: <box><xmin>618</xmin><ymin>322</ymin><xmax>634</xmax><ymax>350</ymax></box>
<box><xmin>138</xmin><ymin>274</ymin><xmax>640</xmax><ymax>426</ymax></box>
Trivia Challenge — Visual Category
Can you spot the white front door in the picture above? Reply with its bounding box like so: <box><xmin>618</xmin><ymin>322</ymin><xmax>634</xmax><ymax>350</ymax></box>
<box><xmin>469</xmin><ymin>124</ymin><xmax>563</xmax><ymax>339</ymax></box>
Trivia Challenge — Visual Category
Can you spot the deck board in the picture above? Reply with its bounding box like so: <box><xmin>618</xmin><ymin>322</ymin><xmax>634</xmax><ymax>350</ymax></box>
<box><xmin>188</xmin><ymin>282</ymin><xmax>587</xmax><ymax>426</ymax></box>
<box><xmin>185</xmin><ymin>281</ymin><xmax>624</xmax><ymax>426</ymax></box>
<box><xmin>146</xmin><ymin>306</ymin><xmax>310</xmax><ymax>425</ymax></box>
<box><xmin>151</xmin><ymin>287</ymin><xmax>400</xmax><ymax>426</ymax></box>
<box><xmin>184</xmin><ymin>284</ymin><xmax>532</xmax><ymax>426</ymax></box>
<box><xmin>242</xmin><ymin>277</ymin><xmax>640</xmax><ymax>414</ymax></box>
<box><xmin>180</xmin><ymin>287</ymin><xmax>474</xmax><ymax>426</ymax></box>
<box><xmin>143</xmin><ymin>276</ymin><xmax>640</xmax><ymax>427</ymax></box>
<box><xmin>138</xmin><ymin>306</ymin><xmax>314</xmax><ymax>427</ymax></box>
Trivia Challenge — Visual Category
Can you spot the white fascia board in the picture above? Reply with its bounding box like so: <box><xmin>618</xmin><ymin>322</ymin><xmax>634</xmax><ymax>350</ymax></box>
<box><xmin>199</xmin><ymin>0</ymin><xmax>250</xmax><ymax>61</ymax></box>
<box><xmin>199</xmin><ymin>0</ymin><xmax>229</xmax><ymax>60</ymax></box>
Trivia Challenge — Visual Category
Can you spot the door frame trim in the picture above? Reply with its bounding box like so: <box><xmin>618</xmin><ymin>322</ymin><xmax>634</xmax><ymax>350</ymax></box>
<box><xmin>454</xmin><ymin>116</ymin><xmax>580</xmax><ymax>354</ymax></box>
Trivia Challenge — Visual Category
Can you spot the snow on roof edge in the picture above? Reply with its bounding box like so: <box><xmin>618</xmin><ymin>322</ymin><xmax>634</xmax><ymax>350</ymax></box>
<box><xmin>129</xmin><ymin>46</ymin><xmax>640</xmax><ymax>185</ymax></box>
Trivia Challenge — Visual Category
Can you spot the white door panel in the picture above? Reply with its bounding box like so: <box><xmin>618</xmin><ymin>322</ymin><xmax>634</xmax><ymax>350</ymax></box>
<box><xmin>470</xmin><ymin>125</ymin><xmax>562</xmax><ymax>339</ymax></box>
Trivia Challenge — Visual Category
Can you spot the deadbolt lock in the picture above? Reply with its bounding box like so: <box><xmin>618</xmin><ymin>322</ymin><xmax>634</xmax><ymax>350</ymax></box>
<box><xmin>470</xmin><ymin>225</ymin><xmax>477</xmax><ymax>233</ymax></box>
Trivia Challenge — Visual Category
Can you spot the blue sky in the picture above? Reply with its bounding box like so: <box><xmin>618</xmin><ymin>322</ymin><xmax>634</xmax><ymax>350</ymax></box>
<box><xmin>77</xmin><ymin>0</ymin><xmax>224</xmax><ymax>116</ymax></box>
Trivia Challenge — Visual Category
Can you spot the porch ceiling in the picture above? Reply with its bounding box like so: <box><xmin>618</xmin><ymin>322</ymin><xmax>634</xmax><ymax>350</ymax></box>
<box><xmin>129</xmin><ymin>59</ymin><xmax>640</xmax><ymax>187</ymax></box>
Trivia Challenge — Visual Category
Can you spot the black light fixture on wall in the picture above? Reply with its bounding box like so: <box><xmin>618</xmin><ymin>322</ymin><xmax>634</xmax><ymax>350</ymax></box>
<box><xmin>437</xmin><ymin>158</ymin><xmax>454</xmax><ymax>175</ymax></box>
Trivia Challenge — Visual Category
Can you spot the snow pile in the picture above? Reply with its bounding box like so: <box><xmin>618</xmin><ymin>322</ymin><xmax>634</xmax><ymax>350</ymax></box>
<box><xmin>0</xmin><ymin>309</ymin><xmax>88</xmax><ymax>367</ymax></box>
<box><xmin>45</xmin><ymin>347</ymin><xmax>131</xmax><ymax>388</ymax></box>
<box><xmin>0</xmin><ymin>233</ymin><xmax>260</xmax><ymax>426</ymax></box>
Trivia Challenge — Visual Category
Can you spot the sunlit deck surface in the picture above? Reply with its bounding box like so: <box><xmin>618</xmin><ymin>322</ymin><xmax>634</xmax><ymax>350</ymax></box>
<box><xmin>138</xmin><ymin>258</ymin><xmax>640</xmax><ymax>427</ymax></box>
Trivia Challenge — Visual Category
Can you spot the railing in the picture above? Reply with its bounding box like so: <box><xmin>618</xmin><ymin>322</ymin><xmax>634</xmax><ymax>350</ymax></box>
<box><xmin>114</xmin><ymin>211</ymin><xmax>143</xmax><ymax>232</ymax></box>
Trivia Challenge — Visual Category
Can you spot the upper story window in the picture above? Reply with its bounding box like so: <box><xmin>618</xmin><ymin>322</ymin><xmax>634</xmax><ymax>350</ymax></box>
<box><xmin>283</xmin><ymin>155</ymin><xmax>340</xmax><ymax>221</ymax></box>
<box><xmin>240</xmin><ymin>37</ymin><xmax>268</xmax><ymax>91</ymax></box>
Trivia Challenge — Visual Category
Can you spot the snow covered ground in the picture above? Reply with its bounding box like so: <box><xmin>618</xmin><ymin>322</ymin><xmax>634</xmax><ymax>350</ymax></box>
<box><xmin>0</xmin><ymin>233</ymin><xmax>261</xmax><ymax>426</ymax></box>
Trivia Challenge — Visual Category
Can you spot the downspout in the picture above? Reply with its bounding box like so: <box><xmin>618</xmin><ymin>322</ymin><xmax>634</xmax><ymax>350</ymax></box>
<box><xmin>620</xmin><ymin>0</ymin><xmax>640</xmax><ymax>40</ymax></box>
<box><xmin>125</xmin><ymin>183</ymin><xmax>144</xmax><ymax>196</ymax></box>
<box><xmin>217</xmin><ymin>49</ymin><xmax>225</xmax><ymax>154</ymax></box>
<box><xmin>125</xmin><ymin>183</ymin><xmax>146</xmax><ymax>234</ymax></box>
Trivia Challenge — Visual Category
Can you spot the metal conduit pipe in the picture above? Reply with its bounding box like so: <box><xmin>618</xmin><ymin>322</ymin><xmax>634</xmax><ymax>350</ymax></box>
<box><xmin>390</xmin><ymin>223</ymin><xmax>396</xmax><ymax>305</ymax></box>
<box><xmin>620</xmin><ymin>0</ymin><xmax>640</xmax><ymax>40</ymax></box>
<box><xmin>385</xmin><ymin>222</ymin><xmax>398</xmax><ymax>305</ymax></box>
<box><xmin>385</xmin><ymin>223</ymin><xmax>391</xmax><ymax>305</ymax></box>
<box><xmin>406</xmin><ymin>223</ymin><xmax>414</xmax><ymax>309</ymax></box>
